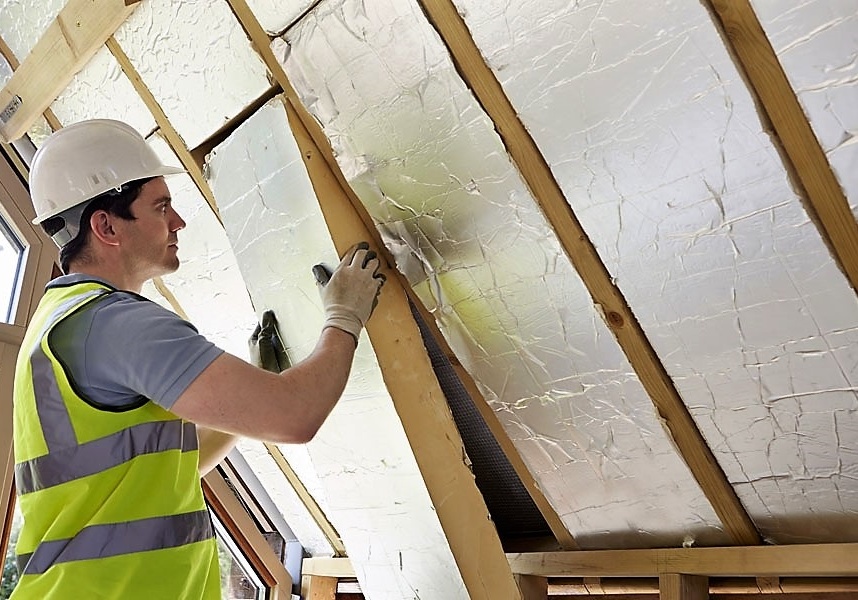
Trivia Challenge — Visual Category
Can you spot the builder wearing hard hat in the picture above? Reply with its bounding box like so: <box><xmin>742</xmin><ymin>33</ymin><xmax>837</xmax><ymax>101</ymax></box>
<box><xmin>11</xmin><ymin>119</ymin><xmax>385</xmax><ymax>599</ymax></box>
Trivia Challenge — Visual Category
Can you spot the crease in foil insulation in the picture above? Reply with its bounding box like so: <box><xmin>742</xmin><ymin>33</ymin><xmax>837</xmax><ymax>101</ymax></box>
<box><xmin>750</xmin><ymin>0</ymin><xmax>858</xmax><ymax>217</ymax></box>
<box><xmin>206</xmin><ymin>98</ymin><xmax>470</xmax><ymax>600</ymax></box>
<box><xmin>278</xmin><ymin>0</ymin><xmax>729</xmax><ymax>549</ymax></box>
<box><xmin>112</xmin><ymin>0</ymin><xmax>271</xmax><ymax>149</ymax></box>
<box><xmin>452</xmin><ymin>0</ymin><xmax>858</xmax><ymax>543</ymax></box>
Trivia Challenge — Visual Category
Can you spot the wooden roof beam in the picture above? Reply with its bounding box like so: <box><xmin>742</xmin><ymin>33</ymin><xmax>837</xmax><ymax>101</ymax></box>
<box><xmin>283</xmin><ymin>96</ymin><xmax>521</xmax><ymax>600</ymax></box>
<box><xmin>704</xmin><ymin>0</ymin><xmax>858</xmax><ymax>296</ymax></box>
<box><xmin>224</xmin><ymin>0</ymin><xmax>576</xmax><ymax>552</ymax></box>
<box><xmin>0</xmin><ymin>0</ymin><xmax>140</xmax><ymax>143</ymax></box>
<box><xmin>0</xmin><ymin>34</ymin><xmax>61</xmax><ymax>133</ymax></box>
<box><xmin>414</xmin><ymin>0</ymin><xmax>761</xmax><ymax>546</ymax></box>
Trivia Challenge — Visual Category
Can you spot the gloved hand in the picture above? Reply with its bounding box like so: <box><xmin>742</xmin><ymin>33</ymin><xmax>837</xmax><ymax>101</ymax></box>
<box><xmin>249</xmin><ymin>310</ymin><xmax>290</xmax><ymax>373</ymax></box>
<box><xmin>313</xmin><ymin>241</ymin><xmax>386</xmax><ymax>345</ymax></box>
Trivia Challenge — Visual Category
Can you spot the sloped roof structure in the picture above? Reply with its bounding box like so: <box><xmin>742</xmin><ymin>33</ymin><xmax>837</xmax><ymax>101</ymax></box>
<box><xmin>1</xmin><ymin>1</ymin><xmax>857</xmax><ymax>599</ymax></box>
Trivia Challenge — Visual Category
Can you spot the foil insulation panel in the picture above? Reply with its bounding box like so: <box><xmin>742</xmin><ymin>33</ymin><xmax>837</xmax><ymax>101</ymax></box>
<box><xmin>278</xmin><ymin>0</ymin><xmax>730</xmax><ymax>549</ymax></box>
<box><xmin>452</xmin><ymin>0</ymin><xmax>858</xmax><ymax>542</ymax></box>
<box><xmin>112</xmin><ymin>0</ymin><xmax>271</xmax><ymax>149</ymax></box>
<box><xmin>245</xmin><ymin>0</ymin><xmax>317</xmax><ymax>36</ymax></box>
<box><xmin>751</xmin><ymin>0</ymin><xmax>858</xmax><ymax>217</ymax></box>
<box><xmin>207</xmin><ymin>98</ymin><xmax>470</xmax><ymax>599</ymax></box>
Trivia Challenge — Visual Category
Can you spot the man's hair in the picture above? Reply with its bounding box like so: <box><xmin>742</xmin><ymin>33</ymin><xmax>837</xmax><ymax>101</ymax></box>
<box><xmin>41</xmin><ymin>178</ymin><xmax>153</xmax><ymax>274</ymax></box>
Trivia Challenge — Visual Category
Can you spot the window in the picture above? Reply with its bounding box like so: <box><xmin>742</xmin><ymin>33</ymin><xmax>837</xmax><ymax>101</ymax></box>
<box><xmin>212</xmin><ymin>512</ymin><xmax>267</xmax><ymax>600</ymax></box>
<box><xmin>0</xmin><ymin>215</ymin><xmax>24</xmax><ymax>324</ymax></box>
<box><xmin>0</xmin><ymin>500</ymin><xmax>21</xmax><ymax>600</ymax></box>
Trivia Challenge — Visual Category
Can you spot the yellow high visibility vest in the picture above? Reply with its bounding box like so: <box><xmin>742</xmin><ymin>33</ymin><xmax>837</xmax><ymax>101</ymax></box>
<box><xmin>12</xmin><ymin>280</ymin><xmax>220</xmax><ymax>599</ymax></box>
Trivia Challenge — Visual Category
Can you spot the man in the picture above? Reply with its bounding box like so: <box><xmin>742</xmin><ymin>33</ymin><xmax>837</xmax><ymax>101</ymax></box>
<box><xmin>11</xmin><ymin>119</ymin><xmax>385</xmax><ymax>598</ymax></box>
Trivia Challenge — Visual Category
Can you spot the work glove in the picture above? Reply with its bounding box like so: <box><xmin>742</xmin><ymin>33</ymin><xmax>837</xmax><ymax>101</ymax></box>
<box><xmin>313</xmin><ymin>241</ymin><xmax>386</xmax><ymax>345</ymax></box>
<box><xmin>249</xmin><ymin>310</ymin><xmax>290</xmax><ymax>373</ymax></box>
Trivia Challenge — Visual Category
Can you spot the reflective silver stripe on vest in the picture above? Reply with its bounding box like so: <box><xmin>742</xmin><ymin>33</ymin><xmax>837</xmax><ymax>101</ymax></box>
<box><xmin>16</xmin><ymin>509</ymin><xmax>214</xmax><ymax>576</ymax></box>
<box><xmin>30</xmin><ymin>349</ymin><xmax>77</xmax><ymax>450</ymax></box>
<box><xmin>30</xmin><ymin>289</ymin><xmax>107</xmax><ymax>452</ymax></box>
<box><xmin>16</xmin><ymin>420</ymin><xmax>198</xmax><ymax>494</ymax></box>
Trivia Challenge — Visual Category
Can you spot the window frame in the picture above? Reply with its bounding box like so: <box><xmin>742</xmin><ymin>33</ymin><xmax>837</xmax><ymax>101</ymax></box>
<box><xmin>204</xmin><ymin>469</ymin><xmax>294</xmax><ymax>600</ymax></box>
<box><xmin>0</xmin><ymin>145</ymin><xmax>55</xmax><ymax>571</ymax></box>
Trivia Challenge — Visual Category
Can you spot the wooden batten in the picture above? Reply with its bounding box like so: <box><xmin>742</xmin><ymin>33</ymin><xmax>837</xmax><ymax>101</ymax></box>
<box><xmin>705</xmin><ymin>0</ymin><xmax>858</xmax><ymax>296</ymax></box>
<box><xmin>509</xmin><ymin>544</ymin><xmax>858</xmax><ymax>578</ymax></box>
<box><xmin>263</xmin><ymin>442</ymin><xmax>346</xmax><ymax>557</ymax></box>
<box><xmin>104</xmin><ymin>37</ymin><xmax>222</xmax><ymax>223</ymax></box>
<box><xmin>284</xmin><ymin>100</ymin><xmax>521</xmax><ymax>599</ymax></box>
<box><xmin>415</xmin><ymin>0</ymin><xmax>761</xmax><ymax>546</ymax></box>
<box><xmin>0</xmin><ymin>0</ymin><xmax>140</xmax><ymax>143</ymax></box>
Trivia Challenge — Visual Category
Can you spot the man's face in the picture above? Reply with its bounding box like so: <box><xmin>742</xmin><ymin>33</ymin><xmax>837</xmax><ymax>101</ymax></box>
<box><xmin>121</xmin><ymin>177</ymin><xmax>186</xmax><ymax>279</ymax></box>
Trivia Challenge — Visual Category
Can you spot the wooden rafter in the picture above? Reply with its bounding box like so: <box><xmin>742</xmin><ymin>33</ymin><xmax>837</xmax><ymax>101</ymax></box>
<box><xmin>509</xmin><ymin>544</ymin><xmax>858</xmax><ymax>578</ymax></box>
<box><xmin>705</xmin><ymin>0</ymin><xmax>858</xmax><ymax>295</ymax></box>
<box><xmin>104</xmin><ymin>37</ymin><xmax>222</xmax><ymax>223</ymax></box>
<box><xmin>225</xmin><ymin>0</ymin><xmax>576</xmax><ymax>552</ymax></box>
<box><xmin>284</xmin><ymin>98</ymin><xmax>521</xmax><ymax>599</ymax></box>
<box><xmin>0</xmin><ymin>0</ymin><xmax>140</xmax><ymax>143</ymax></box>
<box><xmin>0</xmin><ymin>34</ymin><xmax>61</xmax><ymax>132</ymax></box>
<box><xmin>415</xmin><ymin>0</ymin><xmax>761</xmax><ymax>546</ymax></box>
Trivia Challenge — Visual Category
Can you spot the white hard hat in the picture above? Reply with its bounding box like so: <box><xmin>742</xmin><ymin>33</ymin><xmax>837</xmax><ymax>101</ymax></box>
<box><xmin>29</xmin><ymin>119</ymin><xmax>184</xmax><ymax>244</ymax></box>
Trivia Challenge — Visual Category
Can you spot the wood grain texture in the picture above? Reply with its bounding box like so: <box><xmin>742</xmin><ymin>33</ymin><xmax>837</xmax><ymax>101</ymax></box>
<box><xmin>509</xmin><ymin>544</ymin><xmax>858</xmax><ymax>578</ymax></box>
<box><xmin>0</xmin><ymin>0</ymin><xmax>139</xmax><ymax>142</ymax></box>
<box><xmin>705</xmin><ymin>0</ymin><xmax>858</xmax><ymax>295</ymax></box>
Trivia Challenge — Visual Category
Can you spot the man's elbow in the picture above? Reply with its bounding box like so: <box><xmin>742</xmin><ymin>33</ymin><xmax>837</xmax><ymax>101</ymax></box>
<box><xmin>269</xmin><ymin>421</ymin><xmax>321</xmax><ymax>445</ymax></box>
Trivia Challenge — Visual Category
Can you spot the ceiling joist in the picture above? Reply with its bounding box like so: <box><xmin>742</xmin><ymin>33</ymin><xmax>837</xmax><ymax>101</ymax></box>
<box><xmin>705</xmin><ymin>0</ymin><xmax>858</xmax><ymax>296</ymax></box>
<box><xmin>0</xmin><ymin>0</ymin><xmax>140</xmax><ymax>143</ymax></box>
<box><xmin>508</xmin><ymin>543</ymin><xmax>858</xmax><ymax>578</ymax></box>
<box><xmin>415</xmin><ymin>0</ymin><xmax>760</xmax><ymax>546</ymax></box>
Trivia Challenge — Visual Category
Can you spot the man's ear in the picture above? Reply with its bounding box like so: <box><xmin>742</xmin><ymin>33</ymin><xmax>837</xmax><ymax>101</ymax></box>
<box><xmin>89</xmin><ymin>210</ymin><xmax>120</xmax><ymax>246</ymax></box>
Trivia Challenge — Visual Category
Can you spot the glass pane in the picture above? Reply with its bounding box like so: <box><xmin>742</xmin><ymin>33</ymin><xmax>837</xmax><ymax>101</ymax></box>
<box><xmin>0</xmin><ymin>215</ymin><xmax>24</xmax><ymax>324</ymax></box>
<box><xmin>1</xmin><ymin>500</ymin><xmax>22</xmax><ymax>599</ymax></box>
<box><xmin>211</xmin><ymin>513</ymin><xmax>265</xmax><ymax>600</ymax></box>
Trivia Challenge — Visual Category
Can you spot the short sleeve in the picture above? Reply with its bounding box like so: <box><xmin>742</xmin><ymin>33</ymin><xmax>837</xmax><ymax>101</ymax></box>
<box><xmin>51</xmin><ymin>292</ymin><xmax>225</xmax><ymax>410</ymax></box>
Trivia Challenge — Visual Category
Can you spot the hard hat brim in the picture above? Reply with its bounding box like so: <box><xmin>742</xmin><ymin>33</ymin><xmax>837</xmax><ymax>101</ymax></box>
<box><xmin>32</xmin><ymin>165</ymin><xmax>187</xmax><ymax>225</ymax></box>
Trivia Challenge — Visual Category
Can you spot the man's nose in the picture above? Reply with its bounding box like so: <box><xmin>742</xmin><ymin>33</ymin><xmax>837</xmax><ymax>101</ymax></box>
<box><xmin>170</xmin><ymin>208</ymin><xmax>186</xmax><ymax>231</ymax></box>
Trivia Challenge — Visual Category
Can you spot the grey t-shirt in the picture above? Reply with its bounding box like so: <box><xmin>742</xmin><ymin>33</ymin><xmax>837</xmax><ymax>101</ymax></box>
<box><xmin>48</xmin><ymin>274</ymin><xmax>224</xmax><ymax>410</ymax></box>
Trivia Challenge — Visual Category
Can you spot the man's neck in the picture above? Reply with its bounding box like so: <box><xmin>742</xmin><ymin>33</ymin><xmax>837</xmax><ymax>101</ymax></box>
<box><xmin>65</xmin><ymin>264</ymin><xmax>144</xmax><ymax>294</ymax></box>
